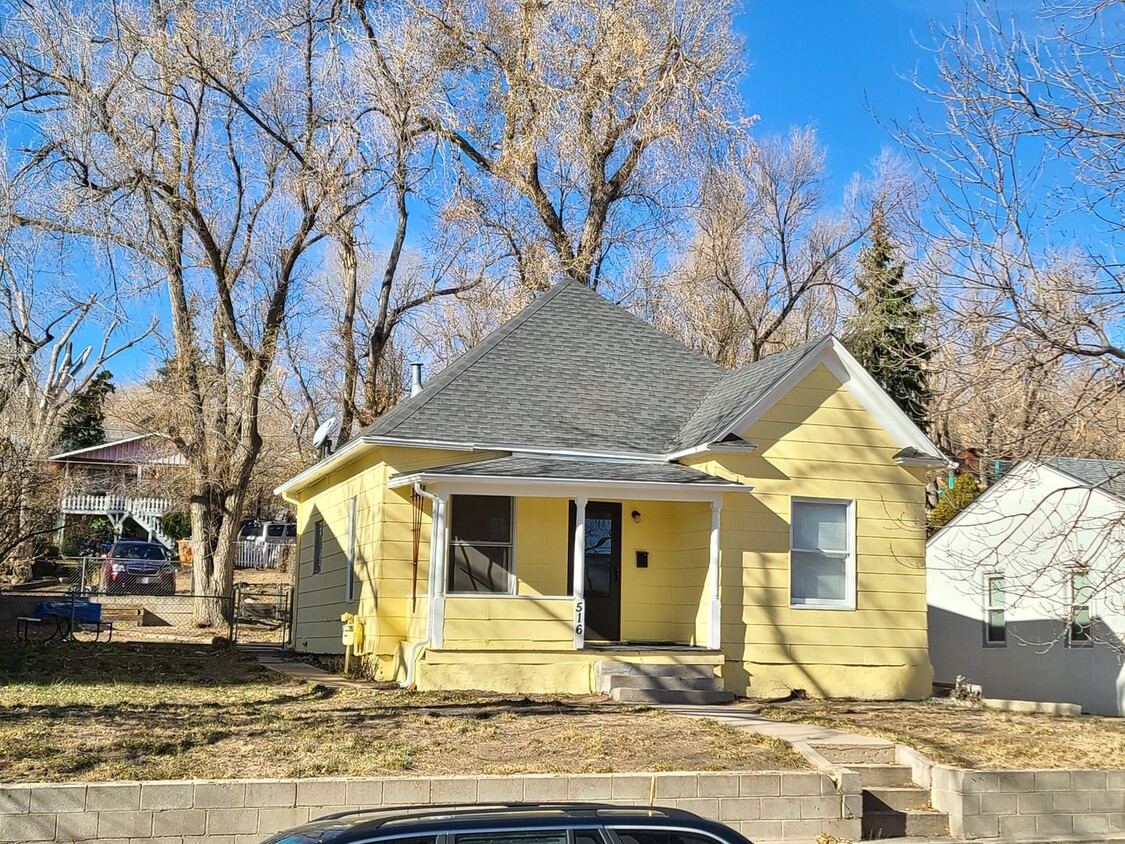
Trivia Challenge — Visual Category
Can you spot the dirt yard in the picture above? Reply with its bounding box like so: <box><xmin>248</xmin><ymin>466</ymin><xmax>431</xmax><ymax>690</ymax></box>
<box><xmin>0</xmin><ymin>642</ymin><xmax>804</xmax><ymax>782</ymax></box>
<box><xmin>757</xmin><ymin>699</ymin><xmax>1125</xmax><ymax>769</ymax></box>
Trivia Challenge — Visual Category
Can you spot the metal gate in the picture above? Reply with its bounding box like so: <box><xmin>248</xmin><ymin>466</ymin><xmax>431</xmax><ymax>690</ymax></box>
<box><xmin>232</xmin><ymin>582</ymin><xmax>292</xmax><ymax>644</ymax></box>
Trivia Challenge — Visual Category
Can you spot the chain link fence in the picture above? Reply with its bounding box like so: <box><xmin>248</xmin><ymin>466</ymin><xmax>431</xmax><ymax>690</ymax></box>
<box><xmin>1</xmin><ymin>557</ymin><xmax>291</xmax><ymax>644</ymax></box>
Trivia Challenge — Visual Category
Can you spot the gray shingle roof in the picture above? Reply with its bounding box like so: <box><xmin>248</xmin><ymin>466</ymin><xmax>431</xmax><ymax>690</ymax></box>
<box><xmin>668</xmin><ymin>337</ymin><xmax>829</xmax><ymax>451</ymax></box>
<box><xmin>405</xmin><ymin>456</ymin><xmax>748</xmax><ymax>486</ymax></box>
<box><xmin>363</xmin><ymin>280</ymin><xmax>725</xmax><ymax>454</ymax></box>
<box><xmin>1041</xmin><ymin>457</ymin><xmax>1125</xmax><ymax>500</ymax></box>
<box><xmin>362</xmin><ymin>279</ymin><xmax>830</xmax><ymax>455</ymax></box>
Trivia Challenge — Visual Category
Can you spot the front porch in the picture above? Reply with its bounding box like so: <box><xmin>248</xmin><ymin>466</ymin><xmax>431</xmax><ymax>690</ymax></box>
<box><xmin>387</xmin><ymin>456</ymin><xmax>754</xmax><ymax>695</ymax></box>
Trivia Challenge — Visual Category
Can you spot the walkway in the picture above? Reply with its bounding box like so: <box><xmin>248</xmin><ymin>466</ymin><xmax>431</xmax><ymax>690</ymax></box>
<box><xmin>662</xmin><ymin>703</ymin><xmax>894</xmax><ymax>747</ymax></box>
<box><xmin>240</xmin><ymin>644</ymin><xmax>380</xmax><ymax>690</ymax></box>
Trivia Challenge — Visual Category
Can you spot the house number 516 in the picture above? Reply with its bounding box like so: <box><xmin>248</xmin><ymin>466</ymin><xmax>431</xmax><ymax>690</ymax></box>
<box><xmin>574</xmin><ymin>599</ymin><xmax>584</xmax><ymax>635</ymax></box>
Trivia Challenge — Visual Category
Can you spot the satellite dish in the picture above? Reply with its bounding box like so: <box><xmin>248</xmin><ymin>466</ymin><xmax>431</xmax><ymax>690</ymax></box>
<box><xmin>312</xmin><ymin>417</ymin><xmax>340</xmax><ymax>454</ymax></box>
<box><xmin>69</xmin><ymin>346</ymin><xmax>92</xmax><ymax>376</ymax></box>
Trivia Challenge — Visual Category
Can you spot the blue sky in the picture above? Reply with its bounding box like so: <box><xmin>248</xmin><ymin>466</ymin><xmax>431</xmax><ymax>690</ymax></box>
<box><xmin>739</xmin><ymin>0</ymin><xmax>953</xmax><ymax>195</ymax></box>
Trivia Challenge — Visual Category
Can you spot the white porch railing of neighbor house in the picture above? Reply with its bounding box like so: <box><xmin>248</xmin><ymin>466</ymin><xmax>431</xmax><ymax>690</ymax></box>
<box><xmin>236</xmin><ymin>540</ymin><xmax>296</xmax><ymax>570</ymax></box>
<box><xmin>60</xmin><ymin>493</ymin><xmax>176</xmax><ymax>549</ymax></box>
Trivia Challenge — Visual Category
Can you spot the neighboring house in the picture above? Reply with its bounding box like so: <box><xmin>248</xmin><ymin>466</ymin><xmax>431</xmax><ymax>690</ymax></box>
<box><xmin>276</xmin><ymin>280</ymin><xmax>948</xmax><ymax>697</ymax></box>
<box><xmin>928</xmin><ymin>457</ymin><xmax>1125</xmax><ymax>715</ymax></box>
<box><xmin>48</xmin><ymin>433</ymin><xmax>187</xmax><ymax>551</ymax></box>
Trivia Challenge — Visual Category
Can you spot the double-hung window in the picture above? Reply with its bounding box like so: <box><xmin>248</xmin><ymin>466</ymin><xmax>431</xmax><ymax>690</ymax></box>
<box><xmin>984</xmin><ymin>573</ymin><xmax>1006</xmax><ymax>645</ymax></box>
<box><xmin>1069</xmin><ymin>569</ymin><xmax>1093</xmax><ymax>646</ymax></box>
<box><xmin>447</xmin><ymin>495</ymin><xmax>515</xmax><ymax>594</ymax></box>
<box><xmin>790</xmin><ymin>498</ymin><xmax>855</xmax><ymax>609</ymax></box>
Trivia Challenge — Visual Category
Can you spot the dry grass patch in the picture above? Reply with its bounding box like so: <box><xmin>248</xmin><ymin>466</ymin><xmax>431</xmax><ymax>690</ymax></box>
<box><xmin>756</xmin><ymin>699</ymin><xmax>1125</xmax><ymax>769</ymax></box>
<box><xmin>0</xmin><ymin>641</ymin><xmax>804</xmax><ymax>782</ymax></box>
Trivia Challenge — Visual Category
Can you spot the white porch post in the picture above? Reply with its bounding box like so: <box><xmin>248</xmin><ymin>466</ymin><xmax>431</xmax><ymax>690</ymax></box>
<box><xmin>708</xmin><ymin>499</ymin><xmax>723</xmax><ymax>649</ymax></box>
<box><xmin>572</xmin><ymin>496</ymin><xmax>588</xmax><ymax>650</ymax></box>
<box><xmin>431</xmin><ymin>492</ymin><xmax>450</xmax><ymax>648</ymax></box>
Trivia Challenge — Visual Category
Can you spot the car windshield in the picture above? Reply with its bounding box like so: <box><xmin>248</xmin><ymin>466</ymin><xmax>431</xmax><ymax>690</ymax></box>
<box><xmin>112</xmin><ymin>545</ymin><xmax>167</xmax><ymax>561</ymax></box>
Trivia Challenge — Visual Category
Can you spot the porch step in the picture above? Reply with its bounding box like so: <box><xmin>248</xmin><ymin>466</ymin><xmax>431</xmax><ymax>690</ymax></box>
<box><xmin>610</xmin><ymin>687</ymin><xmax>735</xmax><ymax>705</ymax></box>
<box><xmin>595</xmin><ymin>660</ymin><xmax>733</xmax><ymax>705</ymax></box>
<box><xmin>862</xmin><ymin>808</ymin><xmax>949</xmax><ymax>839</ymax></box>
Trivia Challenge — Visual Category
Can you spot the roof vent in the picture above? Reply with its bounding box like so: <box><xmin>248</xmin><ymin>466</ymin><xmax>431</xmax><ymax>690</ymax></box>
<box><xmin>410</xmin><ymin>362</ymin><xmax>424</xmax><ymax>397</ymax></box>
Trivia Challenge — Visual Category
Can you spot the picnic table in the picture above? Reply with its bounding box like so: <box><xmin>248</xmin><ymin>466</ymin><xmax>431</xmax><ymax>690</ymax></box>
<box><xmin>15</xmin><ymin>598</ymin><xmax>114</xmax><ymax>642</ymax></box>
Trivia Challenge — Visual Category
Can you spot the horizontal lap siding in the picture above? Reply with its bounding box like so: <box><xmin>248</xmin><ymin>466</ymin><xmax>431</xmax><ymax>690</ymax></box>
<box><xmin>689</xmin><ymin>363</ymin><xmax>932</xmax><ymax>698</ymax></box>
<box><xmin>443</xmin><ymin>596</ymin><xmax>573</xmax><ymax>648</ymax></box>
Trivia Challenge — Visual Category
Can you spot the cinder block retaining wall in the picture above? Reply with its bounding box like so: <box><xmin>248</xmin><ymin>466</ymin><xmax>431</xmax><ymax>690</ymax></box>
<box><xmin>0</xmin><ymin>771</ymin><xmax>859</xmax><ymax>844</ymax></box>
<box><xmin>896</xmin><ymin>747</ymin><xmax>1125</xmax><ymax>840</ymax></box>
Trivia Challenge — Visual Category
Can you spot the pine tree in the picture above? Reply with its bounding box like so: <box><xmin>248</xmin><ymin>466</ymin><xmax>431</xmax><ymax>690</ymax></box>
<box><xmin>929</xmin><ymin>472</ymin><xmax>983</xmax><ymax>528</ymax></box>
<box><xmin>844</xmin><ymin>210</ymin><xmax>934</xmax><ymax>431</ymax></box>
<box><xmin>55</xmin><ymin>371</ymin><xmax>115</xmax><ymax>452</ymax></box>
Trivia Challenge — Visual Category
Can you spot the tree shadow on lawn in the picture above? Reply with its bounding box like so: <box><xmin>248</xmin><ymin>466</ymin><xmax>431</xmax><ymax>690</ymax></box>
<box><xmin>0</xmin><ymin>639</ymin><xmax>269</xmax><ymax>688</ymax></box>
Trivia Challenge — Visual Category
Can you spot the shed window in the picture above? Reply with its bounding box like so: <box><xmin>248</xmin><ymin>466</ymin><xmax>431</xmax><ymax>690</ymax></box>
<box><xmin>984</xmin><ymin>574</ymin><xmax>1006</xmax><ymax>645</ymax></box>
<box><xmin>1069</xmin><ymin>570</ymin><xmax>1093</xmax><ymax>646</ymax></box>
<box><xmin>447</xmin><ymin>495</ymin><xmax>514</xmax><ymax>593</ymax></box>
<box><xmin>790</xmin><ymin>498</ymin><xmax>855</xmax><ymax>609</ymax></box>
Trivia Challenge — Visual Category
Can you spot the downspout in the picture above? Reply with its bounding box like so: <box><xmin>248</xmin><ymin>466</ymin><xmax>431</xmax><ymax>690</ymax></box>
<box><xmin>404</xmin><ymin>482</ymin><xmax>438</xmax><ymax>687</ymax></box>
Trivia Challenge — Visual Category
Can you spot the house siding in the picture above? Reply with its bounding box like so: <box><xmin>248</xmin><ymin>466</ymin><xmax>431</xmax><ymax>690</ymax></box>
<box><xmin>927</xmin><ymin>461</ymin><xmax>1125</xmax><ymax>716</ymax></box>
<box><xmin>685</xmin><ymin>363</ymin><xmax>932</xmax><ymax>700</ymax></box>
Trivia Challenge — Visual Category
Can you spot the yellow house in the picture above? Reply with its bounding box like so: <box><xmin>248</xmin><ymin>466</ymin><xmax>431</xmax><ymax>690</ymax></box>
<box><xmin>277</xmin><ymin>280</ymin><xmax>949</xmax><ymax>700</ymax></box>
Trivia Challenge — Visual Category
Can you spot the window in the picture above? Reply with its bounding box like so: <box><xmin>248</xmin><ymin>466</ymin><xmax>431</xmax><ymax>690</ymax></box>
<box><xmin>1069</xmin><ymin>569</ymin><xmax>1093</xmax><ymax>646</ymax></box>
<box><xmin>447</xmin><ymin>495</ymin><xmax>514</xmax><ymax>593</ymax></box>
<box><xmin>345</xmin><ymin>497</ymin><xmax>357</xmax><ymax>602</ymax></box>
<box><xmin>984</xmin><ymin>574</ymin><xmax>1006</xmax><ymax>645</ymax></box>
<box><xmin>790</xmin><ymin>498</ymin><xmax>854</xmax><ymax>608</ymax></box>
<box><xmin>312</xmin><ymin>519</ymin><xmax>324</xmax><ymax>574</ymax></box>
<box><xmin>612</xmin><ymin>830</ymin><xmax>734</xmax><ymax>844</ymax></box>
<box><xmin>455</xmin><ymin>833</ymin><xmax>567</xmax><ymax>844</ymax></box>
<box><xmin>267</xmin><ymin>523</ymin><xmax>287</xmax><ymax>538</ymax></box>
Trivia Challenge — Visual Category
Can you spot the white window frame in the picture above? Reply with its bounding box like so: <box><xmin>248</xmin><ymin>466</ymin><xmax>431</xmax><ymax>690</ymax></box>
<box><xmin>446</xmin><ymin>494</ymin><xmax>517</xmax><ymax>596</ymax></box>
<box><xmin>789</xmin><ymin>496</ymin><xmax>856</xmax><ymax>610</ymax></box>
<box><xmin>345</xmin><ymin>496</ymin><xmax>357</xmax><ymax>603</ymax></box>
<box><xmin>984</xmin><ymin>572</ymin><xmax>1006</xmax><ymax>647</ymax></box>
<box><xmin>1068</xmin><ymin>569</ymin><xmax>1093</xmax><ymax>648</ymax></box>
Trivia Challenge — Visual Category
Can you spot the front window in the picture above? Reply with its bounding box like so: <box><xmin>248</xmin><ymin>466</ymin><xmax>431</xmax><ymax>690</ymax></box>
<box><xmin>790</xmin><ymin>498</ymin><xmax>855</xmax><ymax>609</ymax></box>
<box><xmin>111</xmin><ymin>544</ymin><xmax>167</xmax><ymax>561</ymax></box>
<box><xmin>447</xmin><ymin>495</ymin><xmax>514</xmax><ymax>593</ymax></box>
<box><xmin>984</xmin><ymin>573</ymin><xmax>1006</xmax><ymax>645</ymax></box>
<box><xmin>1069</xmin><ymin>569</ymin><xmax>1093</xmax><ymax>646</ymax></box>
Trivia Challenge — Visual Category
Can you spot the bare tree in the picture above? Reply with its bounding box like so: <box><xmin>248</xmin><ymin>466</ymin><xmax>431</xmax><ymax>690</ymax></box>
<box><xmin>654</xmin><ymin>129</ymin><xmax>914</xmax><ymax>364</ymax></box>
<box><xmin>0</xmin><ymin>0</ymin><xmax>379</xmax><ymax>623</ymax></box>
<box><xmin>407</xmin><ymin>0</ymin><xmax>744</xmax><ymax>291</ymax></box>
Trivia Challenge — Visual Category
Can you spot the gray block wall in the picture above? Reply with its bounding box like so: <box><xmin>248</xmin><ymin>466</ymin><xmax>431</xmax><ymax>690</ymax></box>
<box><xmin>0</xmin><ymin>771</ymin><xmax>859</xmax><ymax>844</ymax></box>
<box><xmin>931</xmin><ymin>766</ymin><xmax>1125</xmax><ymax>839</ymax></box>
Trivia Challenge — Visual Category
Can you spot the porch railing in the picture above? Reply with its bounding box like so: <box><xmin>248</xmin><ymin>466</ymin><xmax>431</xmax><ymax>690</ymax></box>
<box><xmin>61</xmin><ymin>493</ymin><xmax>174</xmax><ymax>517</ymax></box>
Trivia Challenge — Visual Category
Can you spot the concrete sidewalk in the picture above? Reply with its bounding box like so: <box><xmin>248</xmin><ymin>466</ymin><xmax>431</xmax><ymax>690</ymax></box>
<box><xmin>241</xmin><ymin>644</ymin><xmax>381</xmax><ymax>690</ymax></box>
<box><xmin>661</xmin><ymin>704</ymin><xmax>894</xmax><ymax>747</ymax></box>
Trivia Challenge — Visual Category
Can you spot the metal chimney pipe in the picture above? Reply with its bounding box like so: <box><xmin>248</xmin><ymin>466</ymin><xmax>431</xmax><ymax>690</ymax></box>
<box><xmin>410</xmin><ymin>362</ymin><xmax>424</xmax><ymax>396</ymax></box>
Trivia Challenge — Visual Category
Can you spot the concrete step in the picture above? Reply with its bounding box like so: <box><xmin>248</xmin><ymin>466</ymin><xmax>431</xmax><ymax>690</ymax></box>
<box><xmin>847</xmin><ymin>764</ymin><xmax>915</xmax><ymax>788</ymax></box>
<box><xmin>602</xmin><ymin>674</ymin><xmax>724</xmax><ymax>692</ymax></box>
<box><xmin>594</xmin><ymin>660</ymin><xmax>719</xmax><ymax>680</ymax></box>
<box><xmin>610</xmin><ymin>687</ymin><xmax>735</xmax><ymax>705</ymax></box>
<box><xmin>811</xmin><ymin>743</ymin><xmax>898</xmax><ymax>765</ymax></box>
<box><xmin>862</xmin><ymin>809</ymin><xmax>950</xmax><ymax>839</ymax></box>
<box><xmin>863</xmin><ymin>787</ymin><xmax>932</xmax><ymax>813</ymax></box>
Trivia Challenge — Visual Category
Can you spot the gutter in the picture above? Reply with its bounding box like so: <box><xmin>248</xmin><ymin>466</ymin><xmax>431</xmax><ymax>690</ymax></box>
<box><xmin>403</xmin><ymin>483</ymin><xmax>439</xmax><ymax>688</ymax></box>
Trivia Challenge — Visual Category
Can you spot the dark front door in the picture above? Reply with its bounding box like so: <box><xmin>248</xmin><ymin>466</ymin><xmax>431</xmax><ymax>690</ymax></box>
<box><xmin>568</xmin><ymin>501</ymin><xmax>622</xmax><ymax>642</ymax></box>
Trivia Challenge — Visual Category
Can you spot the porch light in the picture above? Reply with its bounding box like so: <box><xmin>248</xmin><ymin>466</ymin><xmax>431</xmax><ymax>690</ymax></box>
<box><xmin>631</xmin><ymin>510</ymin><xmax>641</xmax><ymax>522</ymax></box>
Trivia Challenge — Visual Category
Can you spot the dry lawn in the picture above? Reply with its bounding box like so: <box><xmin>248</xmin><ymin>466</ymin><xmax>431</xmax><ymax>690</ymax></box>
<box><xmin>757</xmin><ymin>699</ymin><xmax>1125</xmax><ymax>769</ymax></box>
<box><xmin>0</xmin><ymin>642</ymin><xmax>804</xmax><ymax>783</ymax></box>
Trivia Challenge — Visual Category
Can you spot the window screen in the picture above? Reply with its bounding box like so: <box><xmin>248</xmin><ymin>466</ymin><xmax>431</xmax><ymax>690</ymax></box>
<box><xmin>447</xmin><ymin>495</ymin><xmax>514</xmax><ymax>593</ymax></box>
<box><xmin>790</xmin><ymin>499</ymin><xmax>853</xmax><ymax>607</ymax></box>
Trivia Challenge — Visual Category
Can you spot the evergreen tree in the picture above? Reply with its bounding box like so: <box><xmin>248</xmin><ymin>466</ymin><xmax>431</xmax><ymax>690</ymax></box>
<box><xmin>844</xmin><ymin>210</ymin><xmax>934</xmax><ymax>431</ymax></box>
<box><xmin>929</xmin><ymin>472</ymin><xmax>983</xmax><ymax>528</ymax></box>
<box><xmin>55</xmin><ymin>371</ymin><xmax>115</xmax><ymax>452</ymax></box>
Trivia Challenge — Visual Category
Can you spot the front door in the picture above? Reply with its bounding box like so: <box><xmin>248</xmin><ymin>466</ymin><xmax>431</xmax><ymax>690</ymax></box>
<box><xmin>568</xmin><ymin>501</ymin><xmax>622</xmax><ymax>642</ymax></box>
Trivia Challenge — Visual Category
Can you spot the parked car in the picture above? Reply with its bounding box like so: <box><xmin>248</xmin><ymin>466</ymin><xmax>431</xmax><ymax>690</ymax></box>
<box><xmin>260</xmin><ymin>803</ymin><xmax>753</xmax><ymax>844</ymax></box>
<box><xmin>239</xmin><ymin>520</ymin><xmax>297</xmax><ymax>543</ymax></box>
<box><xmin>99</xmin><ymin>540</ymin><xmax>177</xmax><ymax>595</ymax></box>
